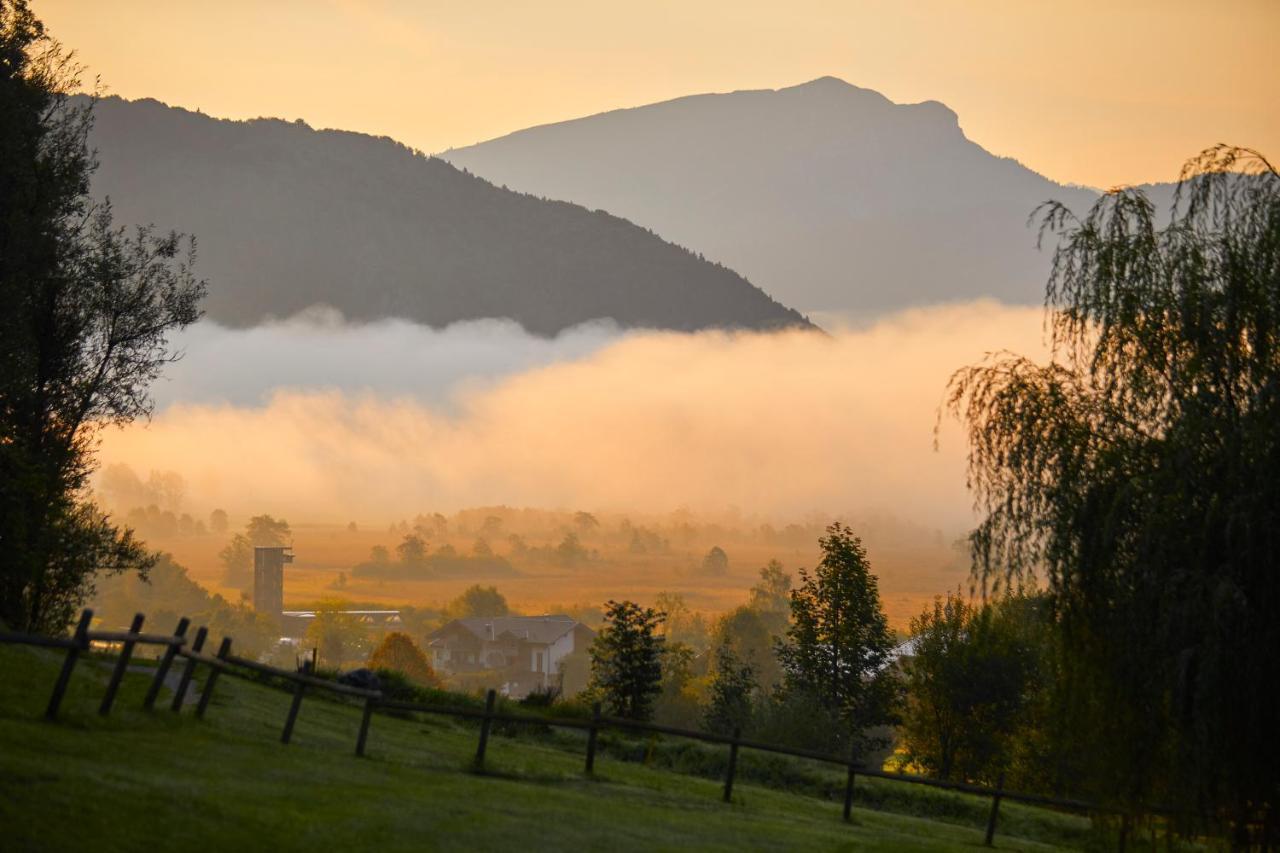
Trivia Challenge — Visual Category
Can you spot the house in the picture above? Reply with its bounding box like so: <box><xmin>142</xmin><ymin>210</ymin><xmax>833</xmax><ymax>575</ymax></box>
<box><xmin>427</xmin><ymin>615</ymin><xmax>595</xmax><ymax>698</ymax></box>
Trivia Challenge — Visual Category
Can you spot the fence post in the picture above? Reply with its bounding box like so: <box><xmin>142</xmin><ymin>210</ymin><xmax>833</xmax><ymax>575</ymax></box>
<box><xmin>143</xmin><ymin>617</ymin><xmax>189</xmax><ymax>710</ymax></box>
<box><xmin>474</xmin><ymin>689</ymin><xmax>496</xmax><ymax>768</ymax></box>
<box><xmin>356</xmin><ymin>695</ymin><xmax>376</xmax><ymax>757</ymax></box>
<box><xmin>584</xmin><ymin>701</ymin><xmax>602</xmax><ymax>774</ymax></box>
<box><xmin>99</xmin><ymin>613</ymin><xmax>144</xmax><ymax>716</ymax></box>
<box><xmin>195</xmin><ymin>637</ymin><xmax>232</xmax><ymax>720</ymax></box>
<box><xmin>281</xmin><ymin>659</ymin><xmax>310</xmax><ymax>744</ymax></box>
<box><xmin>843</xmin><ymin>745</ymin><xmax>858</xmax><ymax>822</ymax></box>
<box><xmin>45</xmin><ymin>609</ymin><xmax>93</xmax><ymax>720</ymax></box>
<box><xmin>723</xmin><ymin>727</ymin><xmax>741</xmax><ymax>803</ymax></box>
<box><xmin>984</xmin><ymin>769</ymin><xmax>1006</xmax><ymax>846</ymax></box>
<box><xmin>170</xmin><ymin>626</ymin><xmax>207</xmax><ymax>712</ymax></box>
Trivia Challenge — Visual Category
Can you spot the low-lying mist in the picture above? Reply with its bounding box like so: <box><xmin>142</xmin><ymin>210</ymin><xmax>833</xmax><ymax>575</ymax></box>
<box><xmin>98</xmin><ymin>301</ymin><xmax>1048</xmax><ymax>532</ymax></box>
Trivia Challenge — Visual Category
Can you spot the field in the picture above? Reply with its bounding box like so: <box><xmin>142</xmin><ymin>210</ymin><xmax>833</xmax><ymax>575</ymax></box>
<box><xmin>0</xmin><ymin>642</ymin><xmax>1099</xmax><ymax>852</ymax></box>
<box><xmin>136</xmin><ymin>513</ymin><xmax>969</xmax><ymax>630</ymax></box>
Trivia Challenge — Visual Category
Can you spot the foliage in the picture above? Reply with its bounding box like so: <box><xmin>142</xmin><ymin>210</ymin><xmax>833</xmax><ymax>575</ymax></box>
<box><xmin>654</xmin><ymin>591</ymin><xmax>710</xmax><ymax>652</ymax></box>
<box><xmin>245</xmin><ymin>514</ymin><xmax>290</xmax><ymax>546</ymax></box>
<box><xmin>89</xmin><ymin>552</ymin><xmax>276</xmax><ymax>658</ymax></box>
<box><xmin>700</xmin><ymin>545</ymin><xmax>729</xmax><ymax>575</ymax></box>
<box><xmin>0</xmin><ymin>2</ymin><xmax>205</xmax><ymax>633</ymax></box>
<box><xmin>653</xmin><ymin>639</ymin><xmax>704</xmax><ymax>728</ymax></box>
<box><xmin>208</xmin><ymin>508</ymin><xmax>228</xmax><ymax>534</ymax></box>
<box><xmin>712</xmin><ymin>561</ymin><xmax>793</xmax><ymax>692</ymax></box>
<box><xmin>304</xmin><ymin>600</ymin><xmax>371</xmax><ymax>668</ymax></box>
<box><xmin>704</xmin><ymin>641</ymin><xmax>757</xmax><ymax>736</ymax></box>
<box><xmin>897</xmin><ymin>592</ymin><xmax>1041</xmax><ymax>783</ymax></box>
<box><xmin>367</xmin><ymin>631</ymin><xmax>443</xmax><ymax>688</ymax></box>
<box><xmin>219</xmin><ymin>534</ymin><xmax>253</xmax><ymax>588</ymax></box>
<box><xmin>588</xmin><ymin>599</ymin><xmax>665</xmax><ymax>720</ymax></box>
<box><xmin>395</xmin><ymin>533</ymin><xmax>427</xmax><ymax>564</ymax></box>
<box><xmin>775</xmin><ymin>523</ymin><xmax>899</xmax><ymax>755</ymax></box>
<box><xmin>943</xmin><ymin>146</ymin><xmax>1280</xmax><ymax>817</ymax></box>
<box><xmin>445</xmin><ymin>584</ymin><xmax>509</xmax><ymax>619</ymax></box>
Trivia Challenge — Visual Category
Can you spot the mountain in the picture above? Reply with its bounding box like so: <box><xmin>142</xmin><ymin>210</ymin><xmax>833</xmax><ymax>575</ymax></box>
<box><xmin>444</xmin><ymin>77</ymin><xmax>1157</xmax><ymax>318</ymax></box>
<box><xmin>84</xmin><ymin>97</ymin><xmax>811</xmax><ymax>335</ymax></box>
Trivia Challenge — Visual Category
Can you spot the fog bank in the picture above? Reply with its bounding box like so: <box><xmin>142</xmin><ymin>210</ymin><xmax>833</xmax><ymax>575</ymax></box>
<box><xmin>100</xmin><ymin>302</ymin><xmax>1048</xmax><ymax>529</ymax></box>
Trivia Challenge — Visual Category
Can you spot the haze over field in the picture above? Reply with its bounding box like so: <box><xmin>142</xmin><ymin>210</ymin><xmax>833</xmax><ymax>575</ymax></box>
<box><xmin>99</xmin><ymin>301</ymin><xmax>1046</xmax><ymax>529</ymax></box>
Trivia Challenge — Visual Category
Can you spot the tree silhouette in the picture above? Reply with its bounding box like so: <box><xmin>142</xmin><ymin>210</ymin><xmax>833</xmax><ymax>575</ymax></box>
<box><xmin>944</xmin><ymin>146</ymin><xmax>1280</xmax><ymax>819</ymax></box>
<box><xmin>0</xmin><ymin>1</ymin><xmax>204</xmax><ymax>632</ymax></box>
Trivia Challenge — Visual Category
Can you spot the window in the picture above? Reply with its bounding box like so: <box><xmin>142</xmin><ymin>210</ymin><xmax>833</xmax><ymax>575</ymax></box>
<box><xmin>535</xmin><ymin>651</ymin><xmax>543</xmax><ymax>672</ymax></box>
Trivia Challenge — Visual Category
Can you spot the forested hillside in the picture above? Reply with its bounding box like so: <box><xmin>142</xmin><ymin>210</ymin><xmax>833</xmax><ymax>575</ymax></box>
<box><xmin>85</xmin><ymin>97</ymin><xmax>811</xmax><ymax>335</ymax></box>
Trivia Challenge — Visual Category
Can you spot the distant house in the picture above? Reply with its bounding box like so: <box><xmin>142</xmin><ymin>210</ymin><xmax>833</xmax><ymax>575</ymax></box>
<box><xmin>427</xmin><ymin>615</ymin><xmax>595</xmax><ymax>698</ymax></box>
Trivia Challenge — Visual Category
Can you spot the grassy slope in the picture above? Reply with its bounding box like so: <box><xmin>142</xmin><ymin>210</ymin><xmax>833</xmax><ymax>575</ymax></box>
<box><xmin>0</xmin><ymin>644</ymin><xmax>1091</xmax><ymax>852</ymax></box>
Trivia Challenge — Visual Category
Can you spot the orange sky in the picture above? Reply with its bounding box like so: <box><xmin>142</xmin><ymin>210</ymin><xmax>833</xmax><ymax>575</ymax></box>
<box><xmin>37</xmin><ymin>0</ymin><xmax>1279</xmax><ymax>189</ymax></box>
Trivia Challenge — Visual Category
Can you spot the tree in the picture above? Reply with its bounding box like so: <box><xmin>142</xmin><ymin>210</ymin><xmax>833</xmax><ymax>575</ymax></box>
<box><xmin>219</xmin><ymin>533</ymin><xmax>253</xmax><ymax>588</ymax></box>
<box><xmin>898</xmin><ymin>593</ymin><xmax>1039</xmax><ymax>783</ymax></box>
<box><xmin>395</xmin><ymin>533</ymin><xmax>427</xmax><ymax>565</ymax></box>
<box><xmin>747</xmin><ymin>559</ymin><xmax>791</xmax><ymax>624</ymax></box>
<box><xmin>304</xmin><ymin>601</ymin><xmax>369</xmax><ymax>668</ymax></box>
<box><xmin>369</xmin><ymin>545</ymin><xmax>390</xmax><ymax>565</ymax></box>
<box><xmin>555</xmin><ymin>531</ymin><xmax>587</xmax><ymax>567</ymax></box>
<box><xmin>588</xmin><ymin>600</ymin><xmax>665</xmax><ymax>720</ymax></box>
<box><xmin>245</xmin><ymin>514</ymin><xmax>290</xmax><ymax>546</ymax></box>
<box><xmin>654</xmin><ymin>591</ymin><xmax>710</xmax><ymax>652</ymax></box>
<box><xmin>700</xmin><ymin>545</ymin><xmax>729</xmax><ymax>575</ymax></box>
<box><xmin>704</xmin><ymin>641</ymin><xmax>757</xmax><ymax>736</ymax></box>
<box><xmin>208</xmin><ymin>508</ymin><xmax>229</xmax><ymax>535</ymax></box>
<box><xmin>446</xmin><ymin>584</ymin><xmax>508</xmax><ymax>619</ymax></box>
<box><xmin>367</xmin><ymin>631</ymin><xmax>443</xmax><ymax>688</ymax></box>
<box><xmin>944</xmin><ymin>147</ymin><xmax>1280</xmax><ymax>819</ymax></box>
<box><xmin>654</xmin><ymin>639</ymin><xmax>701</xmax><ymax>728</ymax></box>
<box><xmin>775</xmin><ymin>523</ymin><xmax>898</xmax><ymax>753</ymax></box>
<box><xmin>0</xmin><ymin>2</ymin><xmax>204</xmax><ymax>633</ymax></box>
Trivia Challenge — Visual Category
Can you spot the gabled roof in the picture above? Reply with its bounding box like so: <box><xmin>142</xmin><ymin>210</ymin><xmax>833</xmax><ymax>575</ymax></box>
<box><xmin>430</xmin><ymin>615</ymin><xmax>591</xmax><ymax>646</ymax></box>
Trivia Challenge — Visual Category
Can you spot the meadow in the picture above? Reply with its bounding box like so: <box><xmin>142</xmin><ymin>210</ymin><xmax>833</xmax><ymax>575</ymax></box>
<box><xmin>0</xmin><ymin>641</ymin><xmax>1102</xmax><ymax>852</ymax></box>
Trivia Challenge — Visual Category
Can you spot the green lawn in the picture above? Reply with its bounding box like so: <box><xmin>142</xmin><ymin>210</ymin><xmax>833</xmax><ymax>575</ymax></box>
<box><xmin>0</xmin><ymin>643</ymin><xmax>1098</xmax><ymax>852</ymax></box>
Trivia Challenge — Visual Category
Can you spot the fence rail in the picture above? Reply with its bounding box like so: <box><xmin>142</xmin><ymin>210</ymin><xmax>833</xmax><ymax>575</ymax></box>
<box><xmin>3</xmin><ymin>608</ymin><xmax>1134</xmax><ymax>847</ymax></box>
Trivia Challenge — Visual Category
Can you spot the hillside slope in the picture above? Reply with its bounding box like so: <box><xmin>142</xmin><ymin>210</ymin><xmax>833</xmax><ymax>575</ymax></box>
<box><xmin>85</xmin><ymin>97</ymin><xmax>810</xmax><ymax>336</ymax></box>
<box><xmin>444</xmin><ymin>77</ymin><xmax>1172</xmax><ymax>317</ymax></box>
<box><xmin>0</xmin><ymin>643</ymin><xmax>1092</xmax><ymax>851</ymax></box>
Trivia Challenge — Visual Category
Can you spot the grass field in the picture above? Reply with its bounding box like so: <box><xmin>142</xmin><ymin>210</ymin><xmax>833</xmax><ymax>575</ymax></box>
<box><xmin>0</xmin><ymin>642</ymin><xmax>1100</xmax><ymax>852</ymax></box>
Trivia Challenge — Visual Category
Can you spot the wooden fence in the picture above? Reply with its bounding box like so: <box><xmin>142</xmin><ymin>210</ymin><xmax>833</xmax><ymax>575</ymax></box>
<box><xmin>1</xmin><ymin>608</ymin><xmax>1127</xmax><ymax>848</ymax></box>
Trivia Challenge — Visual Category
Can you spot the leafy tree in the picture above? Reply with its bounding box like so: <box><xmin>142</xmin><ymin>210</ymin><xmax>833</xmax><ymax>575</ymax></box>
<box><xmin>208</xmin><ymin>508</ymin><xmax>229</xmax><ymax>535</ymax></box>
<box><xmin>446</xmin><ymin>584</ymin><xmax>508</xmax><ymax>619</ymax></box>
<box><xmin>245</xmin><ymin>514</ymin><xmax>290</xmax><ymax>546</ymax></box>
<box><xmin>218</xmin><ymin>533</ymin><xmax>253</xmax><ymax>588</ymax></box>
<box><xmin>304</xmin><ymin>601</ymin><xmax>370</xmax><ymax>668</ymax></box>
<box><xmin>0</xmin><ymin>2</ymin><xmax>204</xmax><ymax>632</ymax></box>
<box><xmin>653</xmin><ymin>639</ymin><xmax>701</xmax><ymax>728</ymax></box>
<box><xmin>898</xmin><ymin>592</ymin><xmax>1039</xmax><ymax>783</ymax></box>
<box><xmin>555</xmin><ymin>531</ymin><xmax>587</xmax><ymax>566</ymax></box>
<box><xmin>700</xmin><ymin>545</ymin><xmax>729</xmax><ymax>575</ymax></box>
<box><xmin>775</xmin><ymin>523</ymin><xmax>898</xmax><ymax>753</ymax></box>
<box><xmin>747</xmin><ymin>559</ymin><xmax>791</xmax><ymax>624</ymax></box>
<box><xmin>944</xmin><ymin>146</ymin><xmax>1280</xmax><ymax>817</ymax></box>
<box><xmin>369</xmin><ymin>545</ymin><xmax>390</xmax><ymax>565</ymax></box>
<box><xmin>367</xmin><ymin>631</ymin><xmax>443</xmax><ymax>688</ymax></box>
<box><xmin>395</xmin><ymin>533</ymin><xmax>427</xmax><ymax>565</ymax></box>
<box><xmin>704</xmin><ymin>641</ymin><xmax>757</xmax><ymax>736</ymax></box>
<box><xmin>654</xmin><ymin>591</ymin><xmax>710</xmax><ymax>652</ymax></box>
<box><xmin>588</xmin><ymin>600</ymin><xmax>665</xmax><ymax>720</ymax></box>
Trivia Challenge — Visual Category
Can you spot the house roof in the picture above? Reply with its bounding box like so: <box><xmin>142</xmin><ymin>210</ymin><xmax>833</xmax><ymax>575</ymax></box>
<box><xmin>430</xmin><ymin>615</ymin><xmax>591</xmax><ymax>646</ymax></box>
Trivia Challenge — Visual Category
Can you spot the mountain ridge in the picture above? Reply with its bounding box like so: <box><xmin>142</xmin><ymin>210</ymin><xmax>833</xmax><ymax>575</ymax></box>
<box><xmin>443</xmin><ymin>77</ymin><xmax>1164</xmax><ymax>317</ymax></box>
<box><xmin>83</xmin><ymin>95</ymin><xmax>813</xmax><ymax>336</ymax></box>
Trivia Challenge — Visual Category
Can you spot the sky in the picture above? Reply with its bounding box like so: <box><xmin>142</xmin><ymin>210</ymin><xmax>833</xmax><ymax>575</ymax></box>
<box><xmin>37</xmin><ymin>0</ymin><xmax>1279</xmax><ymax>189</ymax></box>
